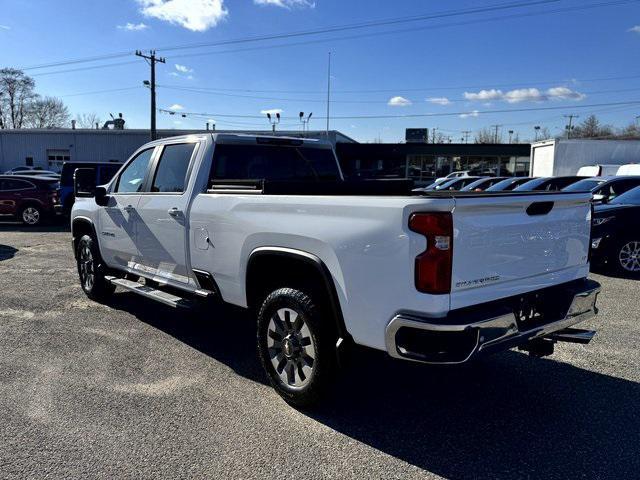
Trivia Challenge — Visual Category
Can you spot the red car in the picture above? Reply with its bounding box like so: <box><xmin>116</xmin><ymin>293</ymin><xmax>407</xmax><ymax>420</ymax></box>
<box><xmin>0</xmin><ymin>175</ymin><xmax>60</xmax><ymax>225</ymax></box>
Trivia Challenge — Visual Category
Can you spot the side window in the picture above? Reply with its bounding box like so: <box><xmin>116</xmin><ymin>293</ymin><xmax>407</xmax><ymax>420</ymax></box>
<box><xmin>2</xmin><ymin>179</ymin><xmax>33</xmax><ymax>190</ymax></box>
<box><xmin>115</xmin><ymin>148</ymin><xmax>154</xmax><ymax>193</ymax></box>
<box><xmin>211</xmin><ymin>145</ymin><xmax>339</xmax><ymax>182</ymax></box>
<box><xmin>151</xmin><ymin>143</ymin><xmax>196</xmax><ymax>193</ymax></box>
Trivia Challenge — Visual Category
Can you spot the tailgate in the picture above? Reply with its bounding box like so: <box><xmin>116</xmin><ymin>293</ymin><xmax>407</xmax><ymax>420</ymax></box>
<box><xmin>450</xmin><ymin>192</ymin><xmax>591</xmax><ymax>307</ymax></box>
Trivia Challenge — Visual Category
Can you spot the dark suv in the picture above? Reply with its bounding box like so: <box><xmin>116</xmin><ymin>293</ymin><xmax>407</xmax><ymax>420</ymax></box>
<box><xmin>0</xmin><ymin>175</ymin><xmax>60</xmax><ymax>225</ymax></box>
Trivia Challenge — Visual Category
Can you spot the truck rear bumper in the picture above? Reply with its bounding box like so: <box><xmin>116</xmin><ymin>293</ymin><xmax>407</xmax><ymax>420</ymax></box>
<box><xmin>385</xmin><ymin>279</ymin><xmax>600</xmax><ymax>364</ymax></box>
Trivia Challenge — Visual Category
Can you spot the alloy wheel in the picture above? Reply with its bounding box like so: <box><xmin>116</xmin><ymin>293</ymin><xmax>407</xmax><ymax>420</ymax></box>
<box><xmin>22</xmin><ymin>207</ymin><xmax>40</xmax><ymax>225</ymax></box>
<box><xmin>79</xmin><ymin>244</ymin><xmax>95</xmax><ymax>291</ymax></box>
<box><xmin>267</xmin><ymin>307</ymin><xmax>316</xmax><ymax>388</ymax></box>
<box><xmin>619</xmin><ymin>241</ymin><xmax>640</xmax><ymax>272</ymax></box>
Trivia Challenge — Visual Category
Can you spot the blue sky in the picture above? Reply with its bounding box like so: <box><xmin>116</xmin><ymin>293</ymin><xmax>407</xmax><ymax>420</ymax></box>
<box><xmin>1</xmin><ymin>0</ymin><xmax>639</xmax><ymax>142</ymax></box>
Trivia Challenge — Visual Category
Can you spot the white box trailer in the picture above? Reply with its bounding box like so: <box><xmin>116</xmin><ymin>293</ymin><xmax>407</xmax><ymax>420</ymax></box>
<box><xmin>530</xmin><ymin>139</ymin><xmax>640</xmax><ymax>177</ymax></box>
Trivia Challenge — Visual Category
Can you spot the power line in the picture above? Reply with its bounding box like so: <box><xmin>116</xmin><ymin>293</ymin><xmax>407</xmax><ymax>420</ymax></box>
<box><xmin>159</xmin><ymin>100</ymin><xmax>640</xmax><ymax>120</ymax></box>
<box><xmin>21</xmin><ymin>0</ymin><xmax>635</xmax><ymax>73</ymax></box>
<box><xmin>157</xmin><ymin>84</ymin><xmax>640</xmax><ymax>104</ymax></box>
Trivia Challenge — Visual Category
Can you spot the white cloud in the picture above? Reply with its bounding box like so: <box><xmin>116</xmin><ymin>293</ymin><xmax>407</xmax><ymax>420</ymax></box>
<box><xmin>117</xmin><ymin>22</ymin><xmax>149</xmax><ymax>31</ymax></box>
<box><xmin>464</xmin><ymin>86</ymin><xmax>585</xmax><ymax>103</ymax></box>
<box><xmin>0</xmin><ymin>25</ymin><xmax>10</xmax><ymax>30</ymax></box>
<box><xmin>464</xmin><ymin>89</ymin><xmax>503</xmax><ymax>101</ymax></box>
<box><xmin>503</xmin><ymin>87</ymin><xmax>544</xmax><ymax>103</ymax></box>
<box><xmin>175</xmin><ymin>64</ymin><xmax>193</xmax><ymax>73</ymax></box>
<box><xmin>260</xmin><ymin>108</ymin><xmax>283</xmax><ymax>115</ymax></box>
<box><xmin>254</xmin><ymin>0</ymin><xmax>315</xmax><ymax>8</ymax></box>
<box><xmin>168</xmin><ymin>104</ymin><xmax>184</xmax><ymax>110</ymax></box>
<box><xmin>629</xmin><ymin>25</ymin><xmax>640</xmax><ymax>33</ymax></box>
<box><xmin>459</xmin><ymin>110</ymin><xmax>479</xmax><ymax>118</ymax></box>
<box><xmin>137</xmin><ymin>0</ymin><xmax>228</xmax><ymax>32</ymax></box>
<box><xmin>388</xmin><ymin>96</ymin><xmax>412</xmax><ymax>107</ymax></box>
<box><xmin>546</xmin><ymin>86</ymin><xmax>586</xmax><ymax>101</ymax></box>
<box><xmin>426</xmin><ymin>97</ymin><xmax>450</xmax><ymax>105</ymax></box>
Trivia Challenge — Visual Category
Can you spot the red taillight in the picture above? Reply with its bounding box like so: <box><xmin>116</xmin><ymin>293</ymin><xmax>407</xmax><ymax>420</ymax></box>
<box><xmin>409</xmin><ymin>212</ymin><xmax>453</xmax><ymax>294</ymax></box>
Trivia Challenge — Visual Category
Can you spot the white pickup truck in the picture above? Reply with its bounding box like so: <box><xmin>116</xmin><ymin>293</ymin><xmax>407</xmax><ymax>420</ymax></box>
<box><xmin>71</xmin><ymin>134</ymin><xmax>600</xmax><ymax>406</ymax></box>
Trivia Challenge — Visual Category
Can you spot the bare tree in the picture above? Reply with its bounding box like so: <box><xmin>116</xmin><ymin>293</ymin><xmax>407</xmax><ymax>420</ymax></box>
<box><xmin>75</xmin><ymin>112</ymin><xmax>101</xmax><ymax>129</ymax></box>
<box><xmin>25</xmin><ymin>96</ymin><xmax>70</xmax><ymax>128</ymax></box>
<box><xmin>619</xmin><ymin>122</ymin><xmax>640</xmax><ymax>139</ymax></box>
<box><xmin>0</xmin><ymin>68</ymin><xmax>37</xmax><ymax>129</ymax></box>
<box><xmin>572</xmin><ymin>114</ymin><xmax>614</xmax><ymax>138</ymax></box>
<box><xmin>474</xmin><ymin>127</ymin><xmax>495</xmax><ymax>143</ymax></box>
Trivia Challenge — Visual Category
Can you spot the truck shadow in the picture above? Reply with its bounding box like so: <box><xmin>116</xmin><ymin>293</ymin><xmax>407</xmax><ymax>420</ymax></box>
<box><xmin>108</xmin><ymin>292</ymin><xmax>640</xmax><ymax>479</ymax></box>
<box><xmin>0</xmin><ymin>222</ymin><xmax>70</xmax><ymax>233</ymax></box>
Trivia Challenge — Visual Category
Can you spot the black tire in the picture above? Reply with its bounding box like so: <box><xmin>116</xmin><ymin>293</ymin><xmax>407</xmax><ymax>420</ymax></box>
<box><xmin>19</xmin><ymin>204</ymin><xmax>44</xmax><ymax>226</ymax></box>
<box><xmin>76</xmin><ymin>234</ymin><xmax>116</xmax><ymax>301</ymax></box>
<box><xmin>257</xmin><ymin>288</ymin><xmax>337</xmax><ymax>408</ymax></box>
<box><xmin>613</xmin><ymin>238</ymin><xmax>640</xmax><ymax>277</ymax></box>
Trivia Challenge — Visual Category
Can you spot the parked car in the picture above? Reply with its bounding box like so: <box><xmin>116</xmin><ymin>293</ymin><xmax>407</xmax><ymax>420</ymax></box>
<box><xmin>5</xmin><ymin>169</ymin><xmax>60</xmax><ymax>179</ymax></box>
<box><xmin>0</xmin><ymin>175</ymin><xmax>60</xmax><ymax>225</ymax></box>
<box><xmin>514</xmin><ymin>176</ymin><xmax>584</xmax><ymax>192</ymax></box>
<box><xmin>562</xmin><ymin>176</ymin><xmax>640</xmax><ymax>203</ymax></box>
<box><xmin>460</xmin><ymin>177</ymin><xmax>508</xmax><ymax>192</ymax></box>
<box><xmin>420</xmin><ymin>178</ymin><xmax>450</xmax><ymax>191</ymax></box>
<box><xmin>70</xmin><ymin>134</ymin><xmax>600</xmax><ymax>407</ymax></box>
<box><xmin>485</xmin><ymin>177</ymin><xmax>534</xmax><ymax>191</ymax></box>
<box><xmin>591</xmin><ymin>186</ymin><xmax>640</xmax><ymax>276</ymax></box>
<box><xmin>435</xmin><ymin>170</ymin><xmax>472</xmax><ymax>182</ymax></box>
<box><xmin>58</xmin><ymin>162</ymin><xmax>122</xmax><ymax>215</ymax></box>
<box><xmin>433</xmin><ymin>176</ymin><xmax>484</xmax><ymax>191</ymax></box>
<box><xmin>4</xmin><ymin>166</ymin><xmax>43</xmax><ymax>174</ymax></box>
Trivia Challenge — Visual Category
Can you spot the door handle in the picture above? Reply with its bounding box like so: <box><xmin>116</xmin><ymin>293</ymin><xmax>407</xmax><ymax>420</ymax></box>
<box><xmin>167</xmin><ymin>207</ymin><xmax>181</xmax><ymax>217</ymax></box>
<box><xmin>123</xmin><ymin>204</ymin><xmax>135</xmax><ymax>212</ymax></box>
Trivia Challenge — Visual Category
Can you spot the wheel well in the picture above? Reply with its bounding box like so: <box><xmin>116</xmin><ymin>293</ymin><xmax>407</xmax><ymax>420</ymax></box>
<box><xmin>246</xmin><ymin>250</ymin><xmax>349</xmax><ymax>340</ymax></box>
<box><xmin>18</xmin><ymin>200</ymin><xmax>43</xmax><ymax>212</ymax></box>
<box><xmin>71</xmin><ymin>218</ymin><xmax>96</xmax><ymax>255</ymax></box>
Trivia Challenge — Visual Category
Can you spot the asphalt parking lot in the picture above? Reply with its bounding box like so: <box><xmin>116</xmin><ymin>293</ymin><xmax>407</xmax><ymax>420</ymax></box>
<box><xmin>1</xmin><ymin>225</ymin><xmax>639</xmax><ymax>479</ymax></box>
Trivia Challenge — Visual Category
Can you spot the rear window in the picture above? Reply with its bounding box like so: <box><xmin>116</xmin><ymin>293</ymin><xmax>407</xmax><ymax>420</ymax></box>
<box><xmin>211</xmin><ymin>144</ymin><xmax>340</xmax><ymax>182</ymax></box>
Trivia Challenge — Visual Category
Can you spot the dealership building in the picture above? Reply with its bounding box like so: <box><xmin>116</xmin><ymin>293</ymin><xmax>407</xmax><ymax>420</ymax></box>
<box><xmin>0</xmin><ymin>128</ymin><xmax>531</xmax><ymax>185</ymax></box>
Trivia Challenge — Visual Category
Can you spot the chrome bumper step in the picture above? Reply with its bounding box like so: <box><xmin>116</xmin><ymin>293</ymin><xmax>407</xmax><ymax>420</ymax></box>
<box><xmin>385</xmin><ymin>279</ymin><xmax>600</xmax><ymax>364</ymax></box>
<box><xmin>548</xmin><ymin>327</ymin><xmax>596</xmax><ymax>344</ymax></box>
<box><xmin>106</xmin><ymin>276</ymin><xmax>195</xmax><ymax>309</ymax></box>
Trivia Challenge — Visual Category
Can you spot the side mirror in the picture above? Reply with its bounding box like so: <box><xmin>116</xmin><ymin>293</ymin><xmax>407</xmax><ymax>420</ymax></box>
<box><xmin>74</xmin><ymin>168</ymin><xmax>96</xmax><ymax>198</ymax></box>
<box><xmin>95</xmin><ymin>186</ymin><xmax>110</xmax><ymax>207</ymax></box>
<box><xmin>592</xmin><ymin>193</ymin><xmax>606</xmax><ymax>203</ymax></box>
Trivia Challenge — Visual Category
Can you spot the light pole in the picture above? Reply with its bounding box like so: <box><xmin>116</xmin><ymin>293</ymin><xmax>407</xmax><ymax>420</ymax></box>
<box><xmin>508</xmin><ymin>130</ymin><xmax>514</xmax><ymax>144</ymax></box>
<box><xmin>267</xmin><ymin>112</ymin><xmax>280</xmax><ymax>133</ymax></box>
<box><xmin>299</xmin><ymin>111</ymin><xmax>312</xmax><ymax>135</ymax></box>
<box><xmin>534</xmin><ymin>125</ymin><xmax>540</xmax><ymax>141</ymax></box>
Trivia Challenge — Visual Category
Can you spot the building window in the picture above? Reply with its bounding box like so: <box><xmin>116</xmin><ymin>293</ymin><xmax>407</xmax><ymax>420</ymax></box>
<box><xmin>46</xmin><ymin>149</ymin><xmax>71</xmax><ymax>172</ymax></box>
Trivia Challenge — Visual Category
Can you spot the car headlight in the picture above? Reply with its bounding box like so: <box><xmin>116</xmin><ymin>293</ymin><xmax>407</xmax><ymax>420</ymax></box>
<box><xmin>592</xmin><ymin>216</ymin><xmax>614</xmax><ymax>226</ymax></box>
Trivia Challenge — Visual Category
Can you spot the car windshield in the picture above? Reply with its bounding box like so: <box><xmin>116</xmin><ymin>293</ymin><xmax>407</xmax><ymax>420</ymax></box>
<box><xmin>563</xmin><ymin>179</ymin><xmax>603</xmax><ymax>192</ymax></box>
<box><xmin>610</xmin><ymin>186</ymin><xmax>640</xmax><ymax>205</ymax></box>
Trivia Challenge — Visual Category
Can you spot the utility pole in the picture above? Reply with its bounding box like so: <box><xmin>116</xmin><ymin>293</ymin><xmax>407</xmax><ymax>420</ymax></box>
<box><xmin>563</xmin><ymin>114</ymin><xmax>579</xmax><ymax>139</ymax></box>
<box><xmin>136</xmin><ymin>49</ymin><xmax>165</xmax><ymax>141</ymax></box>
<box><xmin>326</xmin><ymin>52</ymin><xmax>331</xmax><ymax>135</ymax></box>
<box><xmin>490</xmin><ymin>124</ymin><xmax>501</xmax><ymax>143</ymax></box>
<box><xmin>462</xmin><ymin>130</ymin><xmax>471</xmax><ymax>143</ymax></box>
<box><xmin>431</xmin><ymin>127</ymin><xmax>437</xmax><ymax>143</ymax></box>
